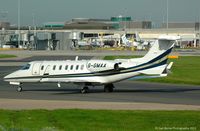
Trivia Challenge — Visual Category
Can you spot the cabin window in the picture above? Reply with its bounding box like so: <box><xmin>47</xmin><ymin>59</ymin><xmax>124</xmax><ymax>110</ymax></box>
<box><xmin>21</xmin><ymin>64</ymin><xmax>30</xmax><ymax>70</ymax></box>
<box><xmin>53</xmin><ymin>65</ymin><xmax>56</xmax><ymax>70</ymax></box>
<box><xmin>65</xmin><ymin>65</ymin><xmax>68</xmax><ymax>70</ymax></box>
<box><xmin>70</xmin><ymin>65</ymin><xmax>73</xmax><ymax>70</ymax></box>
<box><xmin>81</xmin><ymin>65</ymin><xmax>84</xmax><ymax>70</ymax></box>
<box><xmin>76</xmin><ymin>65</ymin><xmax>79</xmax><ymax>70</ymax></box>
<box><xmin>41</xmin><ymin>65</ymin><xmax>44</xmax><ymax>70</ymax></box>
<box><xmin>59</xmin><ymin>65</ymin><xmax>62</xmax><ymax>70</ymax></box>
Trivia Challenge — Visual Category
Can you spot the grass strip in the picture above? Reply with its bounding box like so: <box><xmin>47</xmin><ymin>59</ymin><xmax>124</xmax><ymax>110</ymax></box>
<box><xmin>0</xmin><ymin>54</ymin><xmax>16</xmax><ymax>59</ymax></box>
<box><xmin>0</xmin><ymin>109</ymin><xmax>199</xmax><ymax>131</ymax></box>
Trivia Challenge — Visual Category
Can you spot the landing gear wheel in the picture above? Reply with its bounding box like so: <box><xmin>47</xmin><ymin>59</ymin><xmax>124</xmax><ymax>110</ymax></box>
<box><xmin>104</xmin><ymin>84</ymin><xmax>114</xmax><ymax>93</ymax></box>
<box><xmin>17</xmin><ymin>86</ymin><xmax>22</xmax><ymax>92</ymax></box>
<box><xmin>81</xmin><ymin>86</ymin><xmax>89</xmax><ymax>94</ymax></box>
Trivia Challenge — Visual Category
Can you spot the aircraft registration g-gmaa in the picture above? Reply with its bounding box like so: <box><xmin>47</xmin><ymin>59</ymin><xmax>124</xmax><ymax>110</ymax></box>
<box><xmin>4</xmin><ymin>35</ymin><xmax>179</xmax><ymax>93</ymax></box>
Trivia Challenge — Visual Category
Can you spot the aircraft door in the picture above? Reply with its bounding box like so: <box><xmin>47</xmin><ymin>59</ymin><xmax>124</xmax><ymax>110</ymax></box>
<box><xmin>40</xmin><ymin>65</ymin><xmax>51</xmax><ymax>82</ymax></box>
<box><xmin>43</xmin><ymin>65</ymin><xmax>51</xmax><ymax>76</ymax></box>
<box><xmin>32</xmin><ymin>62</ymin><xmax>42</xmax><ymax>75</ymax></box>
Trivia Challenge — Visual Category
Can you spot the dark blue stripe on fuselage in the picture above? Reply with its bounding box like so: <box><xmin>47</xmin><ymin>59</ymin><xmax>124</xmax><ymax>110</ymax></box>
<box><xmin>125</xmin><ymin>47</ymin><xmax>173</xmax><ymax>70</ymax></box>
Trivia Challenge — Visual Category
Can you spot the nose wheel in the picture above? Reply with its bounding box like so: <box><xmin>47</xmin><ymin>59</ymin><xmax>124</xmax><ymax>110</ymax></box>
<box><xmin>17</xmin><ymin>86</ymin><xmax>22</xmax><ymax>92</ymax></box>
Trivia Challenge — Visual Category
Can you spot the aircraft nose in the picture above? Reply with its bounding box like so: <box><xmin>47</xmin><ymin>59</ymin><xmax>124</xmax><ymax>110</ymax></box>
<box><xmin>4</xmin><ymin>74</ymin><xmax>10</xmax><ymax>79</ymax></box>
<box><xmin>4</xmin><ymin>74</ymin><xmax>14</xmax><ymax>81</ymax></box>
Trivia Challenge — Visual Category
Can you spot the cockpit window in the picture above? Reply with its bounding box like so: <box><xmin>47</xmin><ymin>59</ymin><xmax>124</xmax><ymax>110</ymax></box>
<box><xmin>21</xmin><ymin>64</ymin><xmax>30</xmax><ymax>70</ymax></box>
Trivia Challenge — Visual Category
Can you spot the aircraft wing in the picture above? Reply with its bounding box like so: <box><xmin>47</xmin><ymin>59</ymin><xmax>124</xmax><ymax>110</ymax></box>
<box><xmin>41</xmin><ymin>77</ymin><xmax>101</xmax><ymax>85</ymax></box>
<box><xmin>128</xmin><ymin>74</ymin><xmax>166</xmax><ymax>80</ymax></box>
<box><xmin>41</xmin><ymin>78</ymin><xmax>94</xmax><ymax>83</ymax></box>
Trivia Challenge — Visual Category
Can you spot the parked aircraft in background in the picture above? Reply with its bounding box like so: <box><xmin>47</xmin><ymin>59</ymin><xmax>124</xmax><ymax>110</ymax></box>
<box><xmin>121</xmin><ymin>32</ymin><xmax>155</xmax><ymax>49</ymax></box>
<box><xmin>4</xmin><ymin>35</ymin><xmax>180</xmax><ymax>93</ymax></box>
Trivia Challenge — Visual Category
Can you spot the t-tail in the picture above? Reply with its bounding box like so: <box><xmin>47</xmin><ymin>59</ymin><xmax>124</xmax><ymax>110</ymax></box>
<box><xmin>121</xmin><ymin>34</ymin><xmax>130</xmax><ymax>46</ymax></box>
<box><xmin>130</xmin><ymin>35</ymin><xmax>180</xmax><ymax>79</ymax></box>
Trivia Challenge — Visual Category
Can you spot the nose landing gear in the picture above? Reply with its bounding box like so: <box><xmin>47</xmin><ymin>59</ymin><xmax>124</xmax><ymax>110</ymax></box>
<box><xmin>17</xmin><ymin>85</ymin><xmax>22</xmax><ymax>92</ymax></box>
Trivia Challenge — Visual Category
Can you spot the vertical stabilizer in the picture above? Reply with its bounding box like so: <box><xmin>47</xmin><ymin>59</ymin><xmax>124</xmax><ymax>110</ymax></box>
<box><xmin>134</xmin><ymin>35</ymin><xmax>180</xmax><ymax>75</ymax></box>
<box><xmin>135</xmin><ymin>32</ymin><xmax>141</xmax><ymax>42</ymax></box>
<box><xmin>142</xmin><ymin>35</ymin><xmax>180</xmax><ymax>61</ymax></box>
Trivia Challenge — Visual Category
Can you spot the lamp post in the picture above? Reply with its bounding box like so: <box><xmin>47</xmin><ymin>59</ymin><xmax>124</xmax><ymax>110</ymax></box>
<box><xmin>166</xmin><ymin>0</ymin><xmax>169</xmax><ymax>29</ymax></box>
<box><xmin>32</xmin><ymin>13</ymin><xmax>35</xmax><ymax>28</ymax></box>
<box><xmin>18</xmin><ymin>0</ymin><xmax>21</xmax><ymax>48</ymax></box>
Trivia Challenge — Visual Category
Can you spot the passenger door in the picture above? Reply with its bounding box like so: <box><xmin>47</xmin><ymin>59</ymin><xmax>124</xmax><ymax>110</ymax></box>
<box><xmin>32</xmin><ymin>62</ymin><xmax>42</xmax><ymax>75</ymax></box>
<box><xmin>43</xmin><ymin>65</ymin><xmax>51</xmax><ymax>76</ymax></box>
<box><xmin>39</xmin><ymin>65</ymin><xmax>51</xmax><ymax>82</ymax></box>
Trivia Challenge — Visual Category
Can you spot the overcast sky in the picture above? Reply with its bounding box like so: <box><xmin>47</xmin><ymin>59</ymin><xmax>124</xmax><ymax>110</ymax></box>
<box><xmin>0</xmin><ymin>0</ymin><xmax>200</xmax><ymax>26</ymax></box>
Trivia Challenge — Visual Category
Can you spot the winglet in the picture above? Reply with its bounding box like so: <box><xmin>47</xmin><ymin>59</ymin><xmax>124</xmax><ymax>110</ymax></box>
<box><xmin>167</xmin><ymin>62</ymin><xmax>173</xmax><ymax>70</ymax></box>
<box><xmin>161</xmin><ymin>62</ymin><xmax>174</xmax><ymax>76</ymax></box>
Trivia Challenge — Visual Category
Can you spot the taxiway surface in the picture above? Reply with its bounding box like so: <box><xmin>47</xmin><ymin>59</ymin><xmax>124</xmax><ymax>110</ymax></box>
<box><xmin>0</xmin><ymin>66</ymin><xmax>200</xmax><ymax>105</ymax></box>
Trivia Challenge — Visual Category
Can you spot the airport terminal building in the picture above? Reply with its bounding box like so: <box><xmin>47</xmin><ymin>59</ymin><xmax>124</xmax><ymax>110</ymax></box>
<box><xmin>0</xmin><ymin>16</ymin><xmax>200</xmax><ymax>50</ymax></box>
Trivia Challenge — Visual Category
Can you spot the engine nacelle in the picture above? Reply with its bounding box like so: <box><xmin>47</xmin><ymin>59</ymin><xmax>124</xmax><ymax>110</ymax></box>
<box><xmin>87</xmin><ymin>60</ymin><xmax>121</xmax><ymax>72</ymax></box>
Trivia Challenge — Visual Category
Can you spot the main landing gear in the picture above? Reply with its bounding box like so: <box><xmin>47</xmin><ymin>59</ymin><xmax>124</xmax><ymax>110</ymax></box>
<box><xmin>80</xmin><ymin>84</ymin><xmax>115</xmax><ymax>94</ymax></box>
<box><xmin>81</xmin><ymin>86</ymin><xmax>89</xmax><ymax>94</ymax></box>
<box><xmin>104</xmin><ymin>84</ymin><xmax>114</xmax><ymax>93</ymax></box>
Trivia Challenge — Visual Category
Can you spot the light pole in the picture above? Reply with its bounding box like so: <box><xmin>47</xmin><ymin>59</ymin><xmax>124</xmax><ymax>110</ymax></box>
<box><xmin>32</xmin><ymin>13</ymin><xmax>35</xmax><ymax>28</ymax></box>
<box><xmin>18</xmin><ymin>0</ymin><xmax>21</xmax><ymax>48</ymax></box>
<box><xmin>166</xmin><ymin>0</ymin><xmax>169</xmax><ymax>29</ymax></box>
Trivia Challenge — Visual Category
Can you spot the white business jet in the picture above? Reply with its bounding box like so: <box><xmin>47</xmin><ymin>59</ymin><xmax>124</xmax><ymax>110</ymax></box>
<box><xmin>4</xmin><ymin>35</ymin><xmax>179</xmax><ymax>93</ymax></box>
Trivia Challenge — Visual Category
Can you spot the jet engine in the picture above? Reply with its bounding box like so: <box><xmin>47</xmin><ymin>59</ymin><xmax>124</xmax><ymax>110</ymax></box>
<box><xmin>87</xmin><ymin>60</ymin><xmax>122</xmax><ymax>72</ymax></box>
